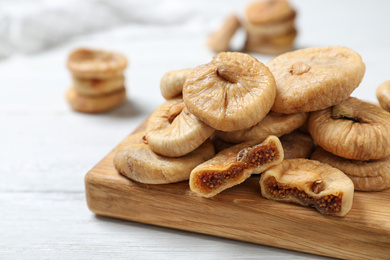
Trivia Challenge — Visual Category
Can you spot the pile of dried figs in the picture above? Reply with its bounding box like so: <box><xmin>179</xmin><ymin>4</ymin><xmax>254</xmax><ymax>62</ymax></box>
<box><xmin>113</xmin><ymin>46</ymin><xmax>390</xmax><ymax>217</ymax></box>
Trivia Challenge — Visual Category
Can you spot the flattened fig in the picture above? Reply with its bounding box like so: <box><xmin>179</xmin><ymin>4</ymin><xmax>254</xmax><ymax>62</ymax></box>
<box><xmin>267</xmin><ymin>46</ymin><xmax>366</xmax><ymax>114</ymax></box>
<box><xmin>216</xmin><ymin>111</ymin><xmax>308</xmax><ymax>143</ymax></box>
<box><xmin>183</xmin><ymin>52</ymin><xmax>276</xmax><ymax>131</ymax></box>
<box><xmin>260</xmin><ymin>159</ymin><xmax>354</xmax><ymax>217</ymax></box>
<box><xmin>145</xmin><ymin>98</ymin><xmax>215</xmax><ymax>157</ymax></box>
<box><xmin>160</xmin><ymin>68</ymin><xmax>193</xmax><ymax>100</ymax></box>
<box><xmin>311</xmin><ymin>147</ymin><xmax>390</xmax><ymax>191</ymax></box>
<box><xmin>309</xmin><ymin>97</ymin><xmax>390</xmax><ymax>160</ymax></box>
<box><xmin>190</xmin><ymin>136</ymin><xmax>283</xmax><ymax>198</ymax></box>
<box><xmin>113</xmin><ymin>132</ymin><xmax>215</xmax><ymax>184</ymax></box>
<box><xmin>245</xmin><ymin>0</ymin><xmax>294</xmax><ymax>25</ymax></box>
<box><xmin>67</xmin><ymin>48</ymin><xmax>127</xmax><ymax>79</ymax></box>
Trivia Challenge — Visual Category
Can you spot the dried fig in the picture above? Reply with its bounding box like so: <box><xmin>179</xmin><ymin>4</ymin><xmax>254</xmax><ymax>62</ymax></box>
<box><xmin>280</xmin><ymin>130</ymin><xmax>314</xmax><ymax>159</ymax></box>
<box><xmin>216</xmin><ymin>111</ymin><xmax>307</xmax><ymax>143</ymax></box>
<box><xmin>160</xmin><ymin>68</ymin><xmax>193</xmax><ymax>100</ymax></box>
<box><xmin>260</xmin><ymin>159</ymin><xmax>354</xmax><ymax>217</ymax></box>
<box><xmin>145</xmin><ymin>98</ymin><xmax>215</xmax><ymax>157</ymax></box>
<box><xmin>183</xmin><ymin>52</ymin><xmax>276</xmax><ymax>131</ymax></box>
<box><xmin>245</xmin><ymin>0</ymin><xmax>294</xmax><ymax>25</ymax></box>
<box><xmin>73</xmin><ymin>74</ymin><xmax>124</xmax><ymax>96</ymax></box>
<box><xmin>244</xmin><ymin>11</ymin><xmax>296</xmax><ymax>36</ymax></box>
<box><xmin>190</xmin><ymin>135</ymin><xmax>284</xmax><ymax>198</ymax></box>
<box><xmin>245</xmin><ymin>28</ymin><xmax>297</xmax><ymax>46</ymax></box>
<box><xmin>244</xmin><ymin>42</ymin><xmax>294</xmax><ymax>55</ymax></box>
<box><xmin>113</xmin><ymin>132</ymin><xmax>215</xmax><ymax>184</ymax></box>
<box><xmin>376</xmin><ymin>80</ymin><xmax>390</xmax><ymax>112</ymax></box>
<box><xmin>309</xmin><ymin>97</ymin><xmax>390</xmax><ymax>160</ymax></box>
<box><xmin>267</xmin><ymin>46</ymin><xmax>366</xmax><ymax>114</ymax></box>
<box><xmin>311</xmin><ymin>147</ymin><xmax>390</xmax><ymax>192</ymax></box>
<box><xmin>67</xmin><ymin>48</ymin><xmax>127</xmax><ymax>79</ymax></box>
<box><xmin>66</xmin><ymin>87</ymin><xmax>126</xmax><ymax>113</ymax></box>
<box><xmin>207</xmin><ymin>14</ymin><xmax>241</xmax><ymax>53</ymax></box>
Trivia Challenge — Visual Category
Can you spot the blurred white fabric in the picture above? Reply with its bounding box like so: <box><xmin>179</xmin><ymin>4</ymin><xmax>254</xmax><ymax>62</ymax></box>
<box><xmin>0</xmin><ymin>0</ymin><xmax>210</xmax><ymax>58</ymax></box>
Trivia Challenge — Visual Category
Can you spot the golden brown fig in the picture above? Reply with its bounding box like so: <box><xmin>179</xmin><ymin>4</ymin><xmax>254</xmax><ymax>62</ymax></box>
<box><xmin>113</xmin><ymin>132</ymin><xmax>215</xmax><ymax>184</ymax></box>
<box><xmin>190</xmin><ymin>135</ymin><xmax>284</xmax><ymax>198</ymax></box>
<box><xmin>280</xmin><ymin>130</ymin><xmax>314</xmax><ymax>159</ymax></box>
<box><xmin>66</xmin><ymin>87</ymin><xmax>126</xmax><ymax>113</ymax></box>
<box><xmin>260</xmin><ymin>159</ymin><xmax>354</xmax><ymax>217</ymax></box>
<box><xmin>67</xmin><ymin>48</ymin><xmax>127</xmax><ymax>79</ymax></box>
<box><xmin>245</xmin><ymin>28</ymin><xmax>297</xmax><ymax>46</ymax></box>
<box><xmin>244</xmin><ymin>42</ymin><xmax>294</xmax><ymax>55</ymax></box>
<box><xmin>244</xmin><ymin>11</ymin><xmax>296</xmax><ymax>36</ymax></box>
<box><xmin>160</xmin><ymin>68</ymin><xmax>193</xmax><ymax>100</ymax></box>
<box><xmin>183</xmin><ymin>52</ymin><xmax>276</xmax><ymax>131</ymax></box>
<box><xmin>145</xmin><ymin>99</ymin><xmax>215</xmax><ymax>157</ymax></box>
<box><xmin>376</xmin><ymin>80</ymin><xmax>390</xmax><ymax>112</ymax></box>
<box><xmin>311</xmin><ymin>147</ymin><xmax>390</xmax><ymax>191</ymax></box>
<box><xmin>216</xmin><ymin>111</ymin><xmax>308</xmax><ymax>143</ymax></box>
<box><xmin>267</xmin><ymin>46</ymin><xmax>366</xmax><ymax>114</ymax></box>
<box><xmin>207</xmin><ymin>14</ymin><xmax>241</xmax><ymax>53</ymax></box>
<box><xmin>73</xmin><ymin>74</ymin><xmax>124</xmax><ymax>96</ymax></box>
<box><xmin>245</xmin><ymin>0</ymin><xmax>294</xmax><ymax>25</ymax></box>
<box><xmin>309</xmin><ymin>97</ymin><xmax>390</xmax><ymax>160</ymax></box>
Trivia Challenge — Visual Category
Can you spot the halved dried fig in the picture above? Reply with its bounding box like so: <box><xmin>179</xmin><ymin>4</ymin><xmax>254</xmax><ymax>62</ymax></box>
<box><xmin>145</xmin><ymin>98</ymin><xmax>215</xmax><ymax>157</ymax></box>
<box><xmin>67</xmin><ymin>48</ymin><xmax>127</xmax><ymax>79</ymax></box>
<box><xmin>376</xmin><ymin>80</ymin><xmax>390</xmax><ymax>112</ymax></box>
<box><xmin>73</xmin><ymin>74</ymin><xmax>124</xmax><ymax>96</ymax></box>
<box><xmin>160</xmin><ymin>68</ymin><xmax>193</xmax><ymax>100</ymax></box>
<box><xmin>190</xmin><ymin>135</ymin><xmax>283</xmax><ymax>198</ymax></box>
<box><xmin>113</xmin><ymin>132</ymin><xmax>215</xmax><ymax>184</ymax></box>
<box><xmin>267</xmin><ymin>46</ymin><xmax>366</xmax><ymax>114</ymax></box>
<box><xmin>260</xmin><ymin>159</ymin><xmax>354</xmax><ymax>216</ymax></box>
<box><xmin>216</xmin><ymin>111</ymin><xmax>307</xmax><ymax>143</ymax></box>
<box><xmin>207</xmin><ymin>14</ymin><xmax>241</xmax><ymax>53</ymax></box>
<box><xmin>183</xmin><ymin>52</ymin><xmax>276</xmax><ymax>131</ymax></box>
<box><xmin>280</xmin><ymin>130</ymin><xmax>314</xmax><ymax>159</ymax></box>
<box><xmin>309</xmin><ymin>97</ymin><xmax>390</xmax><ymax>160</ymax></box>
<box><xmin>245</xmin><ymin>0</ymin><xmax>294</xmax><ymax>25</ymax></box>
<box><xmin>311</xmin><ymin>147</ymin><xmax>390</xmax><ymax>191</ymax></box>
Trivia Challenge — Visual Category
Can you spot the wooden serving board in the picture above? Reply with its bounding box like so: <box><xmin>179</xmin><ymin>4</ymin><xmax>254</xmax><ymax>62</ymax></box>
<box><xmin>85</xmin><ymin>122</ymin><xmax>390</xmax><ymax>259</ymax></box>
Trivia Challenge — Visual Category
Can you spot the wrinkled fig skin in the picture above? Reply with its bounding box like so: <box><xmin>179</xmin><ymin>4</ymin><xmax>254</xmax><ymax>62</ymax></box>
<box><xmin>376</xmin><ymin>80</ymin><xmax>390</xmax><ymax>112</ymax></box>
<box><xmin>280</xmin><ymin>130</ymin><xmax>314</xmax><ymax>159</ymax></box>
<box><xmin>311</xmin><ymin>147</ymin><xmax>390</xmax><ymax>191</ymax></box>
<box><xmin>190</xmin><ymin>136</ymin><xmax>284</xmax><ymax>198</ymax></box>
<box><xmin>160</xmin><ymin>68</ymin><xmax>193</xmax><ymax>100</ymax></box>
<box><xmin>260</xmin><ymin>159</ymin><xmax>354</xmax><ymax>217</ymax></box>
<box><xmin>267</xmin><ymin>46</ymin><xmax>366</xmax><ymax>114</ymax></box>
<box><xmin>244</xmin><ymin>11</ymin><xmax>296</xmax><ymax>36</ymax></box>
<box><xmin>145</xmin><ymin>98</ymin><xmax>215</xmax><ymax>157</ymax></box>
<box><xmin>216</xmin><ymin>111</ymin><xmax>308</xmax><ymax>143</ymax></box>
<box><xmin>183</xmin><ymin>52</ymin><xmax>276</xmax><ymax>132</ymax></box>
<box><xmin>113</xmin><ymin>132</ymin><xmax>215</xmax><ymax>184</ymax></box>
<box><xmin>309</xmin><ymin>97</ymin><xmax>390</xmax><ymax>160</ymax></box>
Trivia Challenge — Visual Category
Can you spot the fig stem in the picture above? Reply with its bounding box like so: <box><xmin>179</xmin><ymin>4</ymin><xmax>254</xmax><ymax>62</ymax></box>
<box><xmin>312</xmin><ymin>180</ymin><xmax>323</xmax><ymax>194</ymax></box>
<box><xmin>331</xmin><ymin>105</ymin><xmax>362</xmax><ymax>123</ymax></box>
<box><xmin>167</xmin><ymin>102</ymin><xmax>185</xmax><ymax>124</ymax></box>
<box><xmin>290</xmin><ymin>62</ymin><xmax>311</xmax><ymax>75</ymax></box>
<box><xmin>216</xmin><ymin>65</ymin><xmax>240</xmax><ymax>83</ymax></box>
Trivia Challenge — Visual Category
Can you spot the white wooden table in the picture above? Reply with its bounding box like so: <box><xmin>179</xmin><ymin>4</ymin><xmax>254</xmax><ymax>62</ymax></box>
<box><xmin>1</xmin><ymin>1</ymin><xmax>390</xmax><ymax>259</ymax></box>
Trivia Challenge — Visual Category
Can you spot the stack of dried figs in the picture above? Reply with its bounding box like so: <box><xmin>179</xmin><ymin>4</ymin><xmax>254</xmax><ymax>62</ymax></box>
<box><xmin>66</xmin><ymin>48</ymin><xmax>127</xmax><ymax>113</ymax></box>
<box><xmin>207</xmin><ymin>0</ymin><xmax>297</xmax><ymax>55</ymax></box>
<box><xmin>114</xmin><ymin>46</ymin><xmax>390</xmax><ymax>217</ymax></box>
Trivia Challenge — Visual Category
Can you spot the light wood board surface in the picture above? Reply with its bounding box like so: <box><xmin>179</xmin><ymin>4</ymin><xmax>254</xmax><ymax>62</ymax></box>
<box><xmin>85</xmin><ymin>122</ymin><xmax>390</xmax><ymax>260</ymax></box>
